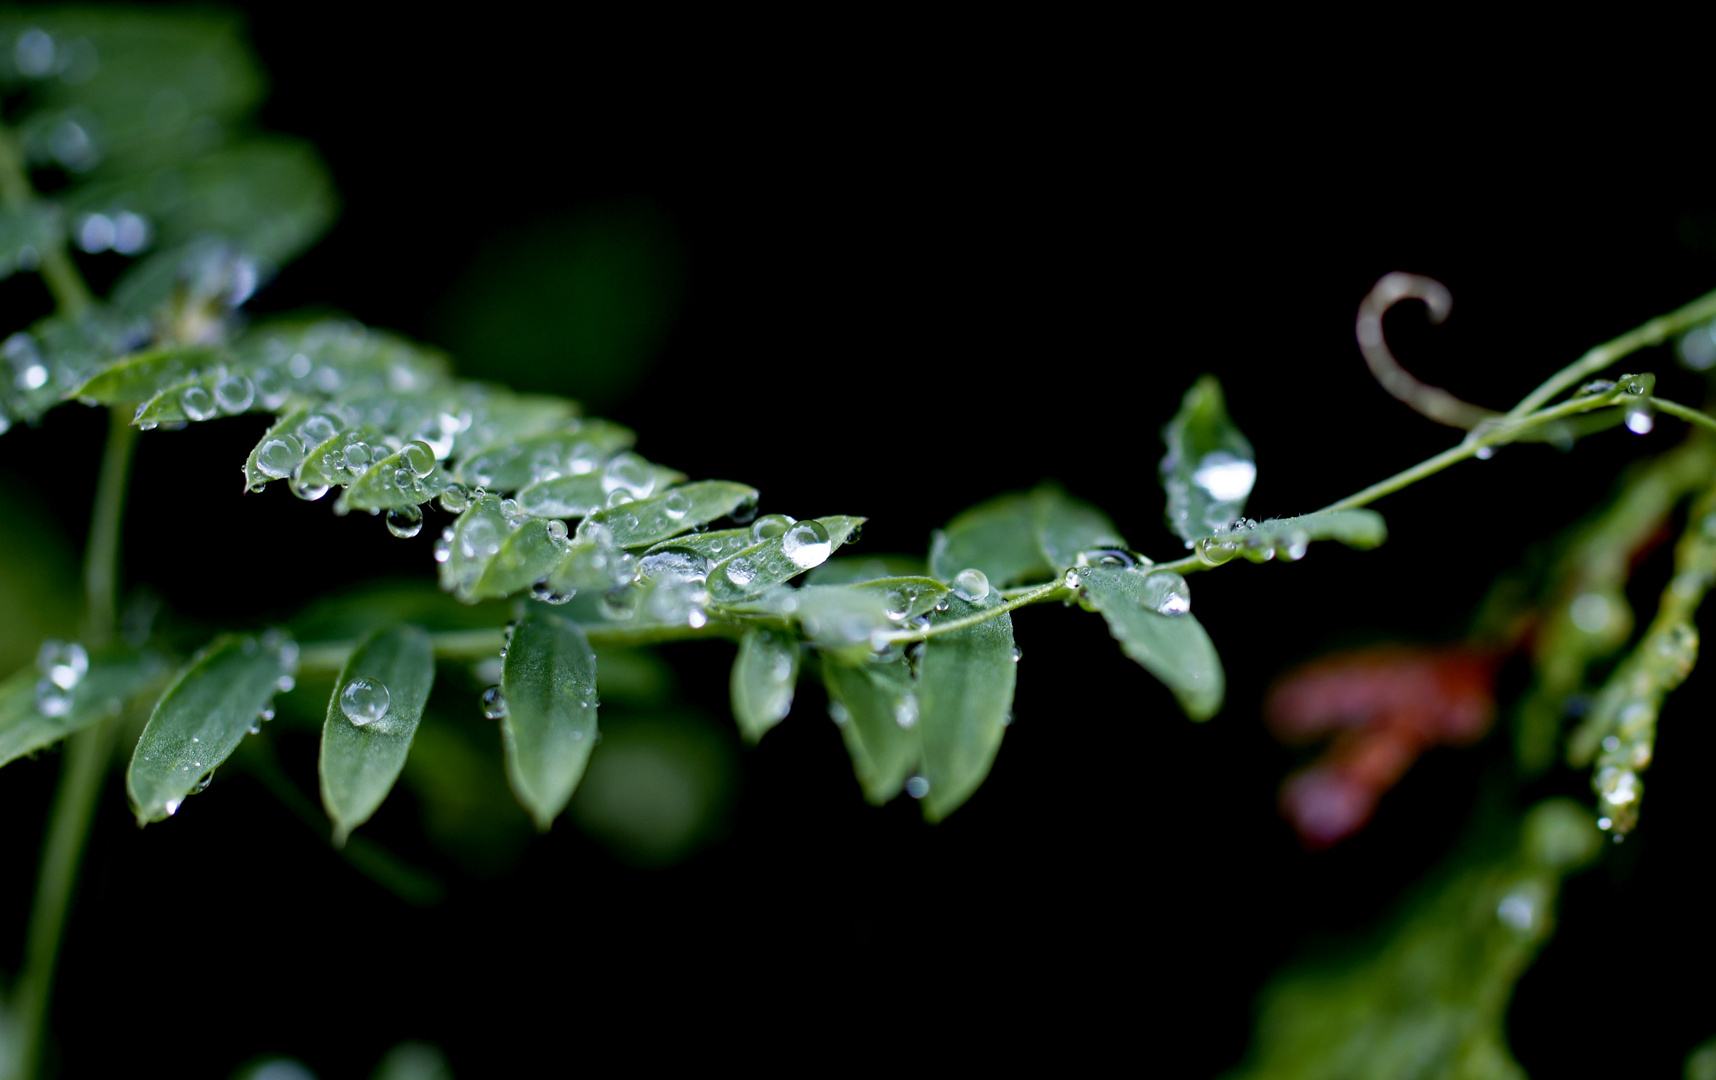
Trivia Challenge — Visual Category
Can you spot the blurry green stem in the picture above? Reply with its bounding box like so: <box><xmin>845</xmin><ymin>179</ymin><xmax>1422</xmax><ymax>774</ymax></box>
<box><xmin>14</xmin><ymin>409</ymin><xmax>136</xmax><ymax>1075</ymax></box>
<box><xmin>296</xmin><ymin>622</ymin><xmax>739</xmax><ymax>674</ymax></box>
<box><xmin>877</xmin><ymin>580</ymin><xmax>1066</xmax><ymax>645</ymax></box>
<box><xmin>1506</xmin><ymin>287</ymin><xmax>1716</xmax><ymax>419</ymax></box>
<box><xmin>1649</xmin><ymin>396</ymin><xmax>1716</xmax><ymax>435</ymax></box>
<box><xmin>0</xmin><ymin>124</ymin><xmax>93</xmax><ymax>316</ymax></box>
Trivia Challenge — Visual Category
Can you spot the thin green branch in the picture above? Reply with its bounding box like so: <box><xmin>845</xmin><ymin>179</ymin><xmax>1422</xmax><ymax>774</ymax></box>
<box><xmin>877</xmin><ymin>580</ymin><xmax>1065</xmax><ymax>645</ymax></box>
<box><xmin>296</xmin><ymin>621</ymin><xmax>740</xmax><ymax>675</ymax></box>
<box><xmin>0</xmin><ymin>123</ymin><xmax>94</xmax><ymax>316</ymax></box>
<box><xmin>1649</xmin><ymin>396</ymin><xmax>1716</xmax><ymax>435</ymax></box>
<box><xmin>1505</xmin><ymin>287</ymin><xmax>1716</xmax><ymax>419</ymax></box>
<box><xmin>83</xmin><ymin>408</ymin><xmax>137</xmax><ymax>645</ymax></box>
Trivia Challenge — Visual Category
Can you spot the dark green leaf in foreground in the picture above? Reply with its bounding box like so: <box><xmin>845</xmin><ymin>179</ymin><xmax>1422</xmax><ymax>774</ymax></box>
<box><xmin>707</xmin><ymin>515</ymin><xmax>864</xmax><ymax>601</ymax></box>
<box><xmin>126</xmin><ymin>633</ymin><xmax>297</xmax><ymax>824</ymax></box>
<box><xmin>823</xmin><ymin>655</ymin><xmax>919</xmax><ymax>805</ymax></box>
<box><xmin>0</xmin><ymin>648</ymin><xmax>171</xmax><ymax>769</ymax></box>
<box><xmin>1190</xmin><ymin>509</ymin><xmax>1388</xmax><ymax>566</ymax></box>
<box><xmin>730</xmin><ymin>628</ymin><xmax>799</xmax><ymax>743</ymax></box>
<box><xmin>1161</xmin><ymin>375</ymin><xmax>1256</xmax><ymax>544</ymax></box>
<box><xmin>319</xmin><ymin>625</ymin><xmax>435</xmax><ymax>845</ymax></box>
<box><xmin>915</xmin><ymin>593</ymin><xmax>1017</xmax><ymax>821</ymax></box>
<box><xmin>1078</xmin><ymin>564</ymin><xmax>1224</xmax><ymax>720</ymax></box>
<box><xmin>1224</xmin><ymin>799</ymin><xmax>1602</xmax><ymax>1080</ymax></box>
<box><xmin>500</xmin><ymin>609</ymin><xmax>600</xmax><ymax>829</ymax></box>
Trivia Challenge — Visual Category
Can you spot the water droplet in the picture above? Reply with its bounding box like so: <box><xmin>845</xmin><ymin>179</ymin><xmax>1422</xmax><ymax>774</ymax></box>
<box><xmin>602</xmin><ymin>451</ymin><xmax>654</xmax><ymax>498</ymax></box>
<box><xmin>951</xmin><ymin>568</ymin><xmax>990</xmax><ymax>602</ymax></box>
<box><xmin>439</xmin><ymin>483</ymin><xmax>471</xmax><ymax>514</ymax></box>
<box><xmin>662</xmin><ymin>490</ymin><xmax>690</xmax><ymax>520</ymax></box>
<box><xmin>1077</xmin><ymin>548</ymin><xmax>1135</xmax><ymax>569</ymax></box>
<box><xmin>300</xmin><ymin>413</ymin><xmax>339</xmax><ymax>445</ymax></box>
<box><xmin>828</xmin><ymin>700</ymin><xmax>851</xmax><ymax>725</ymax></box>
<box><xmin>403</xmin><ymin>440</ymin><xmax>436</xmax><ymax>478</ymax></box>
<box><xmin>1601</xmin><ymin>735</ymin><xmax>1621</xmax><ymax>752</ymax></box>
<box><xmin>1579</xmin><ymin>379</ymin><xmax>1618</xmax><ymax>396</ymax></box>
<box><xmin>1194</xmin><ymin>536</ymin><xmax>1238</xmax><ymax>566</ymax></box>
<box><xmin>214</xmin><ymin>374</ymin><xmax>254</xmax><ymax>414</ymax></box>
<box><xmin>1569</xmin><ymin>592</ymin><xmax>1613</xmax><ymax>634</ymax></box>
<box><xmin>782</xmin><ymin>520</ymin><xmax>832</xmax><ymax>569</ymax></box>
<box><xmin>893</xmin><ymin>693</ymin><xmax>919</xmax><ymax>729</ymax></box>
<box><xmin>750</xmin><ymin>513</ymin><xmax>796</xmax><ymax>542</ymax></box>
<box><xmin>252</xmin><ymin>367</ymin><xmax>288</xmax><ymax>409</ymax></box>
<box><xmin>1625</xmin><ymin>406</ymin><xmax>1655</xmax><ymax>435</ymax></box>
<box><xmin>481</xmin><ymin>685</ymin><xmax>508</xmax><ymax>719</ymax></box>
<box><xmin>192</xmin><ymin>773</ymin><xmax>213</xmax><ymax>794</ymax></box>
<box><xmin>164</xmin><ymin>797</ymin><xmax>182</xmax><ymax>817</ymax></box>
<box><xmin>37</xmin><ymin>640</ymin><xmax>88</xmax><ymax>690</ymax></box>
<box><xmin>433</xmin><ymin>531</ymin><xmax>452</xmax><ymax>563</ymax></box>
<box><xmin>905</xmin><ymin>775</ymin><xmax>931</xmax><ymax>799</ymax></box>
<box><xmin>640</xmin><ymin>548</ymin><xmax>709</xmax><ymax>583</ymax></box>
<box><xmin>600</xmin><ymin>586</ymin><xmax>640</xmax><ymax>621</ymax></box>
<box><xmin>531</xmin><ymin>579</ymin><xmax>576</xmax><ymax>604</ymax></box>
<box><xmin>722</xmin><ymin>557</ymin><xmax>757</xmax><ymax>589</ymax></box>
<box><xmin>1012</xmin><ymin>645</ymin><xmax>1022</xmax><ymax>663</ymax></box>
<box><xmin>1063</xmin><ymin>567</ymin><xmax>1082</xmax><ymax>588</ymax></box>
<box><xmin>340</xmin><ymin>676</ymin><xmax>392</xmax><ymax>726</ymax></box>
<box><xmin>289</xmin><ymin>473</ymin><xmax>329</xmax><ymax>501</ymax></box>
<box><xmin>386</xmin><ymin>504</ymin><xmax>424</xmax><ymax>538</ymax></box>
<box><xmin>1192</xmin><ymin>451</ymin><xmax>1256</xmax><ymax>503</ymax></box>
<box><xmin>34</xmin><ymin>679</ymin><xmax>71</xmax><ymax>717</ymax></box>
<box><xmin>1496</xmin><ymin>890</ymin><xmax>1537</xmax><ymax>933</ymax></box>
<box><xmin>256</xmin><ymin>434</ymin><xmax>303</xmax><ymax>479</ymax></box>
<box><xmin>1141</xmin><ymin>570</ymin><xmax>1191</xmax><ymax>616</ymax></box>
<box><xmin>180</xmin><ymin>385</ymin><xmax>217</xmax><ymax>422</ymax></box>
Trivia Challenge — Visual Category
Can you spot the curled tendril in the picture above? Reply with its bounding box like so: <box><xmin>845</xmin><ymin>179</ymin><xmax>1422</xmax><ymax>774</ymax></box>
<box><xmin>1356</xmin><ymin>272</ymin><xmax>1498</xmax><ymax>431</ymax></box>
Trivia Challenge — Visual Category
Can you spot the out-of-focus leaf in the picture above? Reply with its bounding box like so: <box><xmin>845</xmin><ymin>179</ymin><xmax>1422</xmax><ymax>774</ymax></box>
<box><xmin>707</xmin><ymin>515</ymin><xmax>864</xmax><ymax>601</ymax></box>
<box><xmin>0</xmin><ymin>202</ymin><xmax>61</xmax><ymax>280</ymax></box>
<box><xmin>319</xmin><ymin>625</ymin><xmax>434</xmax><ymax>845</ymax></box>
<box><xmin>823</xmin><ymin>656</ymin><xmax>919</xmax><ymax>804</ymax></box>
<box><xmin>126</xmin><ymin>632</ymin><xmax>297</xmax><ymax>824</ymax></box>
<box><xmin>806</xmin><ymin>554</ymin><xmax>928</xmax><ymax>585</ymax></box>
<box><xmin>451</xmin><ymin>422</ymin><xmax>634</xmax><ymax>490</ymax></box>
<box><xmin>1161</xmin><ymin>375</ymin><xmax>1256</xmax><ymax>544</ymax></box>
<box><xmin>569</xmin><ymin>709</ymin><xmax>736</xmax><ymax>868</ymax></box>
<box><xmin>642</xmin><ymin>527</ymin><xmax>754</xmax><ymax>565</ymax></box>
<box><xmin>1191</xmin><ymin>509</ymin><xmax>1388</xmax><ymax>565</ymax></box>
<box><xmin>71</xmin><ymin>345</ymin><xmax>212</xmax><ymax>404</ymax></box>
<box><xmin>915</xmin><ymin>593</ymin><xmax>1016</xmax><ymax>821</ymax></box>
<box><xmin>290</xmin><ymin>580</ymin><xmax>508</xmax><ymax>641</ymax></box>
<box><xmin>441</xmin><ymin>495</ymin><xmax>512</xmax><ymax>601</ymax></box>
<box><xmin>0</xmin><ymin>648</ymin><xmax>171</xmax><ymax>768</ymax></box>
<box><xmin>337</xmin><ymin>443</ymin><xmax>447</xmax><ymax>513</ymax></box>
<box><xmin>1224</xmin><ymin>799</ymin><xmax>1602</xmax><ymax>1080</ymax></box>
<box><xmin>1079</xmin><ymin>564</ymin><xmax>1224</xmax><ymax>719</ymax></box>
<box><xmin>585</xmin><ymin>480</ymin><xmax>757</xmax><ymax>548</ymax></box>
<box><xmin>500</xmin><ymin>609</ymin><xmax>600</xmax><ymax>829</ymax></box>
<box><xmin>929</xmin><ymin>483</ymin><xmax>1125</xmax><ymax>585</ymax></box>
<box><xmin>2</xmin><ymin>307</ymin><xmax>152</xmax><ymax>425</ymax></box>
<box><xmin>730</xmin><ymin>628</ymin><xmax>798</xmax><ymax>743</ymax></box>
<box><xmin>371</xmin><ymin>1041</ymin><xmax>455</xmax><ymax>1080</ymax></box>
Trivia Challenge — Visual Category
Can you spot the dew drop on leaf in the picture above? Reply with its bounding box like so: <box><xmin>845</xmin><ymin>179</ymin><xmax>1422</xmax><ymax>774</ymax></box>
<box><xmin>37</xmin><ymin>640</ymin><xmax>88</xmax><ymax>690</ymax></box>
<box><xmin>781</xmin><ymin>520</ymin><xmax>831</xmax><ymax>569</ymax></box>
<box><xmin>952</xmin><ymin>568</ymin><xmax>990</xmax><ymax>602</ymax></box>
<box><xmin>180</xmin><ymin>385</ymin><xmax>216</xmax><ymax>421</ymax></box>
<box><xmin>905</xmin><ymin>775</ymin><xmax>930</xmax><ymax>799</ymax></box>
<box><xmin>256</xmin><ymin>435</ymin><xmax>303</xmax><ymax>479</ymax></box>
<box><xmin>386</xmin><ymin>504</ymin><xmax>424</xmax><ymax>538</ymax></box>
<box><xmin>750</xmin><ymin>513</ymin><xmax>795</xmax><ymax>542</ymax></box>
<box><xmin>214</xmin><ymin>374</ymin><xmax>254</xmax><ymax>414</ymax></box>
<box><xmin>340</xmin><ymin>676</ymin><xmax>392</xmax><ymax>726</ymax></box>
<box><xmin>481</xmin><ymin>685</ymin><xmax>507</xmax><ymax>719</ymax></box>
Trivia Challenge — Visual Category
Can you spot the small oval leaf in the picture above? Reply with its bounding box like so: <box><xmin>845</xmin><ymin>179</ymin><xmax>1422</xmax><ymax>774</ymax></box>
<box><xmin>500</xmin><ymin>609</ymin><xmax>601</xmax><ymax>829</ymax></box>
<box><xmin>126</xmin><ymin>633</ymin><xmax>298</xmax><ymax>824</ymax></box>
<box><xmin>915</xmin><ymin>594</ymin><xmax>1016</xmax><ymax>821</ymax></box>
<box><xmin>0</xmin><ymin>648</ymin><xmax>172</xmax><ymax>769</ymax></box>
<box><xmin>1161</xmin><ymin>375</ymin><xmax>1256</xmax><ymax>544</ymax></box>
<box><xmin>823</xmin><ymin>656</ymin><xmax>919</xmax><ymax>805</ymax></box>
<box><xmin>584</xmin><ymin>480</ymin><xmax>759</xmax><ymax>548</ymax></box>
<box><xmin>731</xmin><ymin>628</ymin><xmax>798</xmax><ymax>743</ymax></box>
<box><xmin>1079</xmin><ymin>565</ymin><xmax>1224</xmax><ymax>719</ymax></box>
<box><xmin>707</xmin><ymin>515</ymin><xmax>865</xmax><ymax>601</ymax></box>
<box><xmin>319</xmin><ymin>625</ymin><xmax>435</xmax><ymax>845</ymax></box>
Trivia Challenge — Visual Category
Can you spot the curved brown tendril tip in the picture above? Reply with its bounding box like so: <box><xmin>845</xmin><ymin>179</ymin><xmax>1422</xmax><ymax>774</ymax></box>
<box><xmin>1356</xmin><ymin>272</ymin><xmax>1498</xmax><ymax>431</ymax></box>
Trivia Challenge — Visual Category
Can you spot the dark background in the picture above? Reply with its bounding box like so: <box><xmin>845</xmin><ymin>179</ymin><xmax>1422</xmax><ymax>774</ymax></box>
<box><xmin>2</xmin><ymin>13</ymin><xmax>1714</xmax><ymax>1077</ymax></box>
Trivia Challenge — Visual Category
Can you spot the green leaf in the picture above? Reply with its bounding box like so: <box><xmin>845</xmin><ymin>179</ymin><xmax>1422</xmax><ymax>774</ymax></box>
<box><xmin>584</xmin><ymin>480</ymin><xmax>758</xmax><ymax>548</ymax></box>
<box><xmin>441</xmin><ymin>495</ymin><xmax>513</xmax><ymax>601</ymax></box>
<box><xmin>2</xmin><ymin>307</ymin><xmax>152</xmax><ymax>425</ymax></box>
<box><xmin>642</xmin><ymin>527</ymin><xmax>755</xmax><ymax>565</ymax></box>
<box><xmin>1078</xmin><ymin>565</ymin><xmax>1224</xmax><ymax>719</ymax></box>
<box><xmin>823</xmin><ymin>656</ymin><xmax>919</xmax><ymax>804</ymax></box>
<box><xmin>126</xmin><ymin>632</ymin><xmax>297</xmax><ymax>824</ymax></box>
<box><xmin>1161</xmin><ymin>375</ymin><xmax>1256</xmax><ymax>543</ymax></box>
<box><xmin>72</xmin><ymin>346</ymin><xmax>215</xmax><ymax>405</ymax></box>
<box><xmin>472</xmin><ymin>519</ymin><xmax>569</xmax><ymax>600</ymax></box>
<box><xmin>451</xmin><ymin>422</ymin><xmax>635</xmax><ymax>490</ymax></box>
<box><xmin>515</xmin><ymin>462</ymin><xmax>684</xmax><ymax>518</ymax></box>
<box><xmin>928</xmin><ymin>483</ymin><xmax>1125</xmax><ymax>585</ymax></box>
<box><xmin>707</xmin><ymin>515</ymin><xmax>865</xmax><ymax>601</ymax></box>
<box><xmin>0</xmin><ymin>648</ymin><xmax>171</xmax><ymax>769</ymax></box>
<box><xmin>805</xmin><ymin>554</ymin><xmax>928</xmax><ymax>585</ymax></box>
<box><xmin>915</xmin><ymin>593</ymin><xmax>1016</xmax><ymax>821</ymax></box>
<box><xmin>500</xmin><ymin>609</ymin><xmax>600</xmax><ymax>829</ymax></box>
<box><xmin>928</xmin><ymin>493</ymin><xmax>1046</xmax><ymax>587</ymax></box>
<box><xmin>1190</xmin><ymin>509</ymin><xmax>1388</xmax><ymax>565</ymax></box>
<box><xmin>730</xmin><ymin>628</ymin><xmax>798</xmax><ymax>743</ymax></box>
<box><xmin>318</xmin><ymin>625</ymin><xmax>435</xmax><ymax>845</ymax></box>
<box><xmin>840</xmin><ymin>576</ymin><xmax>950</xmax><ymax>622</ymax></box>
<box><xmin>338</xmin><ymin>443</ymin><xmax>446</xmax><ymax>513</ymax></box>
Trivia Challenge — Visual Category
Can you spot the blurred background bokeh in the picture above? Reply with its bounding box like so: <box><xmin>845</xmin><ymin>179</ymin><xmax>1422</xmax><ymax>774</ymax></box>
<box><xmin>1</xmin><ymin>9</ymin><xmax>1713</xmax><ymax>1076</ymax></box>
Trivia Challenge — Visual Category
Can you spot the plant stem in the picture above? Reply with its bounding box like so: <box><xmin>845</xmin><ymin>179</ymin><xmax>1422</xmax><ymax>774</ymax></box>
<box><xmin>1649</xmin><ymin>396</ymin><xmax>1716</xmax><ymax>435</ymax></box>
<box><xmin>876</xmin><ymin>580</ymin><xmax>1066</xmax><ymax>645</ymax></box>
<box><xmin>295</xmin><ymin>622</ymin><xmax>740</xmax><ymax>675</ymax></box>
<box><xmin>0</xmin><ymin>125</ymin><xmax>93</xmax><ymax>317</ymax></box>
<box><xmin>13</xmin><ymin>407</ymin><xmax>137</xmax><ymax>1079</ymax></box>
<box><xmin>1505</xmin><ymin>287</ymin><xmax>1716</xmax><ymax>419</ymax></box>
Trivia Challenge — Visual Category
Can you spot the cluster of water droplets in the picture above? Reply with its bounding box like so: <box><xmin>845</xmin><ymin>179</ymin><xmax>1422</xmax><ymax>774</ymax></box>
<box><xmin>1193</xmin><ymin>519</ymin><xmax>1312</xmax><ymax>567</ymax></box>
<box><xmin>1589</xmin><ymin>621</ymin><xmax>1697</xmax><ymax>836</ymax></box>
<box><xmin>1062</xmin><ymin>548</ymin><xmax>1192</xmax><ymax>617</ymax></box>
<box><xmin>74</xmin><ymin>208</ymin><xmax>151</xmax><ymax>256</ymax></box>
<box><xmin>33</xmin><ymin>639</ymin><xmax>88</xmax><ymax>718</ymax></box>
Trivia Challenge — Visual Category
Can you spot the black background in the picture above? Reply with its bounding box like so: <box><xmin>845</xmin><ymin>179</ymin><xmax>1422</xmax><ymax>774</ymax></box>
<box><xmin>2</xmin><ymin>13</ymin><xmax>1714</xmax><ymax>1077</ymax></box>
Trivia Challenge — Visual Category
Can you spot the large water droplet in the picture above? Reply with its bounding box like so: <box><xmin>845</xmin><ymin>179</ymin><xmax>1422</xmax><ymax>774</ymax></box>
<box><xmin>34</xmin><ymin>679</ymin><xmax>71</xmax><ymax>717</ymax></box>
<box><xmin>481</xmin><ymin>685</ymin><xmax>507</xmax><ymax>719</ymax></box>
<box><xmin>905</xmin><ymin>775</ymin><xmax>930</xmax><ymax>799</ymax></box>
<box><xmin>602</xmin><ymin>451</ymin><xmax>654</xmax><ymax>498</ymax></box>
<box><xmin>180</xmin><ymin>385</ymin><xmax>216</xmax><ymax>422</ymax></box>
<box><xmin>781</xmin><ymin>520</ymin><xmax>832</xmax><ymax>569</ymax></box>
<box><xmin>662</xmin><ymin>490</ymin><xmax>690</xmax><ymax>520</ymax></box>
<box><xmin>386</xmin><ymin>504</ymin><xmax>424</xmax><ymax>538</ymax></box>
<box><xmin>750</xmin><ymin>513</ymin><xmax>795</xmax><ymax>542</ymax></box>
<box><xmin>951</xmin><ymin>568</ymin><xmax>990</xmax><ymax>602</ymax></box>
<box><xmin>439</xmin><ymin>483</ymin><xmax>472</xmax><ymax>514</ymax></box>
<box><xmin>340</xmin><ymin>676</ymin><xmax>391</xmax><ymax>726</ymax></box>
<box><xmin>256</xmin><ymin>434</ymin><xmax>303</xmax><ymax>479</ymax></box>
<box><xmin>214</xmin><ymin>374</ymin><xmax>254</xmax><ymax>414</ymax></box>
<box><xmin>252</xmin><ymin>367</ymin><xmax>288</xmax><ymax>410</ymax></box>
<box><xmin>37</xmin><ymin>640</ymin><xmax>88</xmax><ymax>690</ymax></box>
<box><xmin>1191</xmin><ymin>451</ymin><xmax>1256</xmax><ymax>502</ymax></box>
<box><xmin>1140</xmin><ymin>570</ymin><xmax>1191</xmax><ymax>616</ymax></box>
<box><xmin>722</xmin><ymin>557</ymin><xmax>757</xmax><ymax>589</ymax></box>
<box><xmin>893</xmin><ymin>693</ymin><xmax>919</xmax><ymax>729</ymax></box>
<box><xmin>300</xmin><ymin>413</ymin><xmax>339</xmax><ymax>445</ymax></box>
